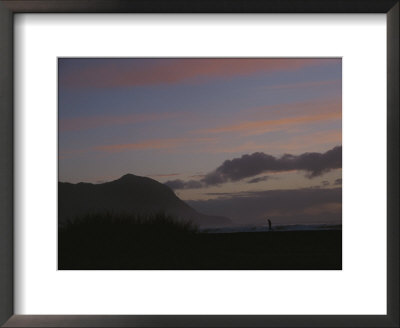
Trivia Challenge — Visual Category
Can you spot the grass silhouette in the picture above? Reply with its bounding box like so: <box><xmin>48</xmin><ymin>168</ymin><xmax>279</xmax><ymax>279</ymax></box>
<box><xmin>59</xmin><ymin>212</ymin><xmax>200</xmax><ymax>269</ymax></box>
<box><xmin>60</xmin><ymin>212</ymin><xmax>198</xmax><ymax>235</ymax></box>
<box><xmin>58</xmin><ymin>212</ymin><xmax>342</xmax><ymax>270</ymax></box>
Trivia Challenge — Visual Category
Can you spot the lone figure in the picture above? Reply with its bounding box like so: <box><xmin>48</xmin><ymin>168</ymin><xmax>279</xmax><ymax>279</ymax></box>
<box><xmin>267</xmin><ymin>219</ymin><xmax>272</xmax><ymax>231</ymax></box>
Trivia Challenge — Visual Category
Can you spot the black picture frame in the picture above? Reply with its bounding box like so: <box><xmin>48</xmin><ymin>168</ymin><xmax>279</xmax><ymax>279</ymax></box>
<box><xmin>0</xmin><ymin>1</ymin><xmax>398</xmax><ymax>327</ymax></box>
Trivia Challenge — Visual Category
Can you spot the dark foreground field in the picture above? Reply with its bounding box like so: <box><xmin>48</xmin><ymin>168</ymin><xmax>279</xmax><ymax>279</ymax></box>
<box><xmin>58</xmin><ymin>214</ymin><xmax>341</xmax><ymax>270</ymax></box>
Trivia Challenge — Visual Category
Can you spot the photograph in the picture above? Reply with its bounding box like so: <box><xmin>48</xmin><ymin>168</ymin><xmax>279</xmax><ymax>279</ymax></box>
<box><xmin>58</xmin><ymin>58</ymin><xmax>342</xmax><ymax>270</ymax></box>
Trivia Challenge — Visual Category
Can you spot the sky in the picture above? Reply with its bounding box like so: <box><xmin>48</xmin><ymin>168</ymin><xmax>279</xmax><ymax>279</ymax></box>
<box><xmin>59</xmin><ymin>58</ymin><xmax>342</xmax><ymax>225</ymax></box>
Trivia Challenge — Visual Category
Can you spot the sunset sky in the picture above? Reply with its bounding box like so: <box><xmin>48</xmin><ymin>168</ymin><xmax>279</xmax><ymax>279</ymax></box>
<box><xmin>59</xmin><ymin>58</ymin><xmax>342</xmax><ymax>225</ymax></box>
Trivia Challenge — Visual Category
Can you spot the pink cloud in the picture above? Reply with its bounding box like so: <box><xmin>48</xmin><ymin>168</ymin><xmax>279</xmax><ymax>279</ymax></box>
<box><xmin>262</xmin><ymin>79</ymin><xmax>341</xmax><ymax>90</ymax></box>
<box><xmin>95</xmin><ymin>137</ymin><xmax>216</xmax><ymax>153</ymax></box>
<box><xmin>203</xmin><ymin>130</ymin><xmax>341</xmax><ymax>155</ymax></box>
<box><xmin>59</xmin><ymin>112</ymin><xmax>178</xmax><ymax>132</ymax></box>
<box><xmin>199</xmin><ymin>110</ymin><xmax>341</xmax><ymax>136</ymax></box>
<box><xmin>61</xmin><ymin>58</ymin><xmax>340</xmax><ymax>88</ymax></box>
<box><xmin>59</xmin><ymin>148</ymin><xmax>90</xmax><ymax>159</ymax></box>
<box><xmin>241</xmin><ymin>98</ymin><xmax>342</xmax><ymax>121</ymax></box>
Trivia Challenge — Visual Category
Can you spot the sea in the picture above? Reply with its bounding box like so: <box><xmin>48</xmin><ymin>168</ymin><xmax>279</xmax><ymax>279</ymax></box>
<box><xmin>200</xmin><ymin>223</ymin><xmax>342</xmax><ymax>233</ymax></box>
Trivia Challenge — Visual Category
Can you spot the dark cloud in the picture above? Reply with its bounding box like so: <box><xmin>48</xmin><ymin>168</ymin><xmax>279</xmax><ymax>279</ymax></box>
<box><xmin>205</xmin><ymin>192</ymin><xmax>249</xmax><ymax>197</ymax></box>
<box><xmin>188</xmin><ymin>187</ymin><xmax>342</xmax><ymax>225</ymax></box>
<box><xmin>247</xmin><ymin>175</ymin><xmax>270</xmax><ymax>184</ymax></box>
<box><xmin>189</xmin><ymin>174</ymin><xmax>206</xmax><ymax>179</ymax></box>
<box><xmin>203</xmin><ymin>146</ymin><xmax>341</xmax><ymax>186</ymax></box>
<box><xmin>334</xmin><ymin>178</ymin><xmax>342</xmax><ymax>185</ymax></box>
<box><xmin>166</xmin><ymin>146</ymin><xmax>341</xmax><ymax>190</ymax></box>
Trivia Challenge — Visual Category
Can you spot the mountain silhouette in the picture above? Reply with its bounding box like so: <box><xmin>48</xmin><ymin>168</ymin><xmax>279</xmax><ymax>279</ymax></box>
<box><xmin>59</xmin><ymin>174</ymin><xmax>231</xmax><ymax>227</ymax></box>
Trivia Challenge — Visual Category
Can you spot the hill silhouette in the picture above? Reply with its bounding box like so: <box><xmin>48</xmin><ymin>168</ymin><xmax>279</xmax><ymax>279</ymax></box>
<box><xmin>59</xmin><ymin>174</ymin><xmax>231</xmax><ymax>227</ymax></box>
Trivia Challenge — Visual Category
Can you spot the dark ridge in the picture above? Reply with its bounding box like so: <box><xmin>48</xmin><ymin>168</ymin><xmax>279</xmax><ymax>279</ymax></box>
<box><xmin>59</xmin><ymin>174</ymin><xmax>231</xmax><ymax>228</ymax></box>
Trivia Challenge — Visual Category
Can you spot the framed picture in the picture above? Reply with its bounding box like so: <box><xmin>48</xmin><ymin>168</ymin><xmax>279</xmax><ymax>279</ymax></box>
<box><xmin>57</xmin><ymin>57</ymin><xmax>343</xmax><ymax>271</ymax></box>
<box><xmin>0</xmin><ymin>1</ymin><xmax>398</xmax><ymax>327</ymax></box>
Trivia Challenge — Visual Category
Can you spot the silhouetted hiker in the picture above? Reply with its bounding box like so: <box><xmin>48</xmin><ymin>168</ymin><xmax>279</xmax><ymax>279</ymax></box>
<box><xmin>268</xmin><ymin>219</ymin><xmax>272</xmax><ymax>231</ymax></box>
